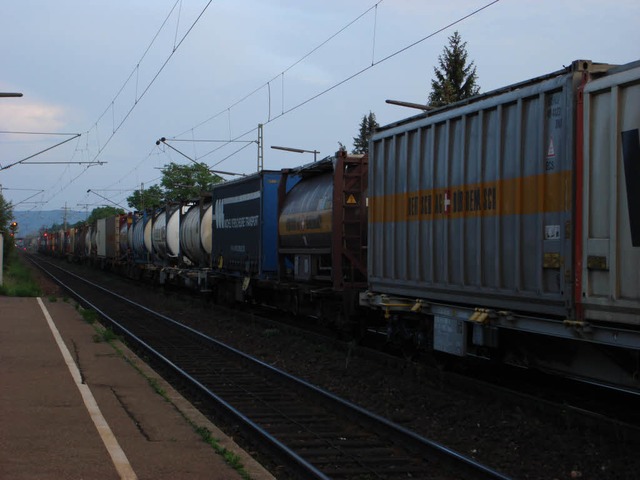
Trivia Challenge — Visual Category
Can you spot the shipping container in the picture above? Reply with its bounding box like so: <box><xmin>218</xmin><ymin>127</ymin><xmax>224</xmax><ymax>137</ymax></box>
<box><xmin>581</xmin><ymin>60</ymin><xmax>640</xmax><ymax>324</ymax></box>
<box><xmin>211</xmin><ymin>171</ymin><xmax>283</xmax><ymax>277</ymax></box>
<box><xmin>367</xmin><ymin>60</ymin><xmax>616</xmax><ymax>318</ymax></box>
<box><xmin>96</xmin><ymin>216</ymin><xmax>119</xmax><ymax>258</ymax></box>
<box><xmin>362</xmin><ymin>59</ymin><xmax>640</xmax><ymax>391</ymax></box>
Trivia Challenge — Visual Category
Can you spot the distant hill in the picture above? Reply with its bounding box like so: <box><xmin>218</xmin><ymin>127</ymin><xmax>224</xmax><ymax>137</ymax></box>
<box><xmin>12</xmin><ymin>210</ymin><xmax>87</xmax><ymax>236</ymax></box>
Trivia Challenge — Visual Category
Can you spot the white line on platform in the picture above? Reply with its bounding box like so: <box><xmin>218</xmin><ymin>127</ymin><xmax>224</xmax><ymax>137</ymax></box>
<box><xmin>37</xmin><ymin>297</ymin><xmax>138</xmax><ymax>480</ymax></box>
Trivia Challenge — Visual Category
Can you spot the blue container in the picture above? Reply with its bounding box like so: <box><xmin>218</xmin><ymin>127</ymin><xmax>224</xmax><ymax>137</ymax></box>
<box><xmin>212</xmin><ymin>171</ymin><xmax>299</xmax><ymax>278</ymax></box>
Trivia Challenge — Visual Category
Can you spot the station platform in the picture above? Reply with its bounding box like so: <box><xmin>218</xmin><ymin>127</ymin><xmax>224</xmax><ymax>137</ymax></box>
<box><xmin>0</xmin><ymin>296</ymin><xmax>276</xmax><ymax>480</ymax></box>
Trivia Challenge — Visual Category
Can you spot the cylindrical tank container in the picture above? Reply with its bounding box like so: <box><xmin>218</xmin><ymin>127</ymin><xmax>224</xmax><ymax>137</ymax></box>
<box><xmin>167</xmin><ymin>206</ymin><xmax>186</xmax><ymax>257</ymax></box>
<box><xmin>180</xmin><ymin>202</ymin><xmax>211</xmax><ymax>266</ymax></box>
<box><xmin>202</xmin><ymin>203</ymin><xmax>212</xmax><ymax>257</ymax></box>
<box><xmin>144</xmin><ymin>213</ymin><xmax>153</xmax><ymax>256</ymax></box>
<box><xmin>279</xmin><ymin>172</ymin><xmax>333</xmax><ymax>251</ymax></box>
<box><xmin>132</xmin><ymin>214</ymin><xmax>150</xmax><ymax>259</ymax></box>
<box><xmin>152</xmin><ymin>205</ymin><xmax>188</xmax><ymax>260</ymax></box>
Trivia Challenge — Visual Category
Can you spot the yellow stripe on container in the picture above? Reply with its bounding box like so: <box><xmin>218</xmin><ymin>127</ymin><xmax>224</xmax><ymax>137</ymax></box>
<box><xmin>370</xmin><ymin>171</ymin><xmax>572</xmax><ymax>223</ymax></box>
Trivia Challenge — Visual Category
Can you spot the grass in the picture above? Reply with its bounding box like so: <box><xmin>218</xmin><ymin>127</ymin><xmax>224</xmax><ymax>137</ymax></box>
<box><xmin>0</xmin><ymin>250</ymin><xmax>42</xmax><ymax>297</ymax></box>
<box><xmin>92</xmin><ymin>326</ymin><xmax>118</xmax><ymax>343</ymax></box>
<box><xmin>194</xmin><ymin>426</ymin><xmax>250</xmax><ymax>479</ymax></box>
<box><xmin>80</xmin><ymin>308</ymin><xmax>99</xmax><ymax>324</ymax></box>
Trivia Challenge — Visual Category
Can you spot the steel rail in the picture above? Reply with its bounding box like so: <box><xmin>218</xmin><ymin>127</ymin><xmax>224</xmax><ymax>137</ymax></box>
<box><xmin>31</xmin><ymin>255</ymin><xmax>512</xmax><ymax>480</ymax></box>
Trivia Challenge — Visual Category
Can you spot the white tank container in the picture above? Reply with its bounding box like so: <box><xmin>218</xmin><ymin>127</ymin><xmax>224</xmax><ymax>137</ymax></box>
<box><xmin>202</xmin><ymin>203</ymin><xmax>212</xmax><ymax>256</ymax></box>
<box><xmin>180</xmin><ymin>203</ymin><xmax>211</xmax><ymax>266</ymax></box>
<box><xmin>167</xmin><ymin>206</ymin><xmax>185</xmax><ymax>257</ymax></box>
<box><xmin>144</xmin><ymin>215</ymin><xmax>153</xmax><ymax>254</ymax></box>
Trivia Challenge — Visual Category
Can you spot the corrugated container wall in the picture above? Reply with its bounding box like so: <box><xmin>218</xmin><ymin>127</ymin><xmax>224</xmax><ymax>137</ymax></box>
<box><xmin>96</xmin><ymin>219</ymin><xmax>107</xmax><ymax>257</ymax></box>
<box><xmin>96</xmin><ymin>216</ymin><xmax>119</xmax><ymax>258</ymax></box>
<box><xmin>368</xmin><ymin>61</ymin><xmax>606</xmax><ymax>317</ymax></box>
<box><xmin>582</xmin><ymin>61</ymin><xmax>640</xmax><ymax>324</ymax></box>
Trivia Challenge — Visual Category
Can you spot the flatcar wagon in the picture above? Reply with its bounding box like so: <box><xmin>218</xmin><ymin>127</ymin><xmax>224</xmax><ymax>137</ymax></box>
<box><xmin>361</xmin><ymin>59</ymin><xmax>640</xmax><ymax>391</ymax></box>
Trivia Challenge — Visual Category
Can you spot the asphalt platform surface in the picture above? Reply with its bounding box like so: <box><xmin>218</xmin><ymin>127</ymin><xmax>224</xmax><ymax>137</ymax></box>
<box><xmin>0</xmin><ymin>296</ymin><xmax>276</xmax><ymax>480</ymax></box>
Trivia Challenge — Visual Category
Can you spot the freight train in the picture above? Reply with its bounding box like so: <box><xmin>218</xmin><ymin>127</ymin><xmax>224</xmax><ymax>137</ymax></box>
<box><xmin>38</xmin><ymin>58</ymin><xmax>640</xmax><ymax>392</ymax></box>
<box><xmin>40</xmin><ymin>150</ymin><xmax>369</xmax><ymax>330</ymax></box>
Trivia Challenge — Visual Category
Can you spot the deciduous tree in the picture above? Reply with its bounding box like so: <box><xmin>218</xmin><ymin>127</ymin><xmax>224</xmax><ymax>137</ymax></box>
<box><xmin>85</xmin><ymin>206</ymin><xmax>124</xmax><ymax>224</ymax></box>
<box><xmin>126</xmin><ymin>184</ymin><xmax>164</xmax><ymax>211</ymax></box>
<box><xmin>161</xmin><ymin>162</ymin><xmax>223</xmax><ymax>204</ymax></box>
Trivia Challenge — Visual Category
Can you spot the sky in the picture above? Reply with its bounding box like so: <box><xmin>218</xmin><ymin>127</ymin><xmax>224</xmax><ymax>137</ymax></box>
<box><xmin>1</xmin><ymin>0</ymin><xmax>639</xmax><ymax>224</ymax></box>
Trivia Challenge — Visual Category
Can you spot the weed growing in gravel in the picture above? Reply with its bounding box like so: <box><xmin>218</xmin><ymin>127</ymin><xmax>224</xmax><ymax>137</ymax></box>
<box><xmin>48</xmin><ymin>295</ymin><xmax>57</xmax><ymax>302</ymax></box>
<box><xmin>93</xmin><ymin>327</ymin><xmax>118</xmax><ymax>343</ymax></box>
<box><xmin>80</xmin><ymin>309</ymin><xmax>98</xmax><ymax>324</ymax></box>
<box><xmin>195</xmin><ymin>427</ymin><xmax>250</xmax><ymax>479</ymax></box>
<box><xmin>147</xmin><ymin>377</ymin><xmax>166</xmax><ymax>397</ymax></box>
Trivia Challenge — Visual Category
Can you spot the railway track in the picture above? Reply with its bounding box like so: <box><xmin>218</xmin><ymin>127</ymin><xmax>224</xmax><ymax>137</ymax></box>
<box><xmin>30</xmin><ymin>255</ymin><xmax>510</xmax><ymax>480</ymax></box>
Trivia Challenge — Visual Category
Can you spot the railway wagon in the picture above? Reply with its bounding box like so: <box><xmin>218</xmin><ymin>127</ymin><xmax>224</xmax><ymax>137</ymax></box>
<box><xmin>210</xmin><ymin>170</ymin><xmax>298</xmax><ymax>302</ymax></box>
<box><xmin>362</xmin><ymin>59</ymin><xmax>640</xmax><ymax>390</ymax></box>
<box><xmin>208</xmin><ymin>151</ymin><xmax>368</xmax><ymax>325</ymax></box>
<box><xmin>275</xmin><ymin>151</ymin><xmax>369</xmax><ymax>324</ymax></box>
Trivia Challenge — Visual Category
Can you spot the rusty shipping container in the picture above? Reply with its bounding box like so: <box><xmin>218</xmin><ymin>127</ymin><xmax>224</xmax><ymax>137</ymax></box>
<box><xmin>96</xmin><ymin>216</ymin><xmax>120</xmax><ymax>259</ymax></box>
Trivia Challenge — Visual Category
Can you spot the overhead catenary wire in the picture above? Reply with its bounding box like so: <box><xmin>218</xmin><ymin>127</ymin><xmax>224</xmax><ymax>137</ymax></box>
<box><xmin>171</xmin><ymin>0</ymin><xmax>501</xmax><ymax>169</ymax></box>
<box><xmin>0</xmin><ymin>134</ymin><xmax>81</xmax><ymax>171</ymax></box>
<box><xmin>85</xmin><ymin>0</ymin><xmax>213</xmax><ymax>165</ymax></box>
<box><xmin>23</xmin><ymin>0</ymin><xmax>500</xmax><ymax>212</ymax></box>
<box><xmin>15</xmin><ymin>1</ymin><xmax>214</xmax><ymax>211</ymax></box>
<box><xmin>175</xmin><ymin>0</ymin><xmax>386</xmax><ymax>139</ymax></box>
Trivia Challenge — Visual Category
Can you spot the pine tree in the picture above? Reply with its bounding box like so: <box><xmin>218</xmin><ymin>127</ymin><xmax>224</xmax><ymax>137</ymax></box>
<box><xmin>428</xmin><ymin>31</ymin><xmax>480</xmax><ymax>107</ymax></box>
<box><xmin>352</xmin><ymin>111</ymin><xmax>379</xmax><ymax>155</ymax></box>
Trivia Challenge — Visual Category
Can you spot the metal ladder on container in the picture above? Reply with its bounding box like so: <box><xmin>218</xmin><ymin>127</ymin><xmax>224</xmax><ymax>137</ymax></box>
<box><xmin>332</xmin><ymin>150</ymin><xmax>368</xmax><ymax>290</ymax></box>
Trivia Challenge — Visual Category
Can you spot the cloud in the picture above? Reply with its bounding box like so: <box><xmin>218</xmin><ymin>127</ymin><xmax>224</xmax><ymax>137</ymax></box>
<box><xmin>0</xmin><ymin>101</ymin><xmax>69</xmax><ymax>133</ymax></box>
